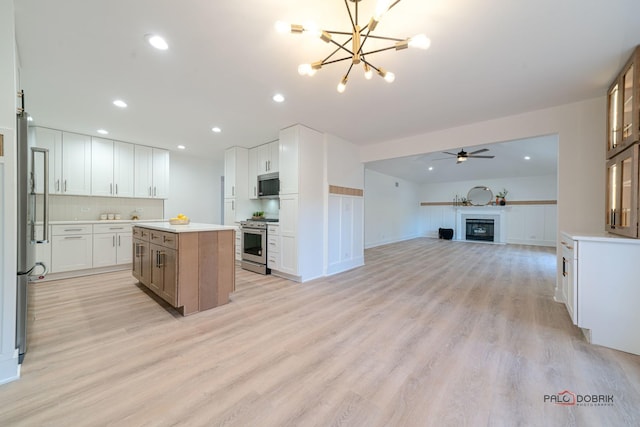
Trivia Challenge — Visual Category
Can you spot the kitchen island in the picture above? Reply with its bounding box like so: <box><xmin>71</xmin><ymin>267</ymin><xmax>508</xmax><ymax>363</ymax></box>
<box><xmin>132</xmin><ymin>222</ymin><xmax>236</xmax><ymax>315</ymax></box>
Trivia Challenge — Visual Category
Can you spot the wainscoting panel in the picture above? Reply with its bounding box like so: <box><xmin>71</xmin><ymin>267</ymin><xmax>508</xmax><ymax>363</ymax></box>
<box><xmin>327</xmin><ymin>194</ymin><xmax>364</xmax><ymax>275</ymax></box>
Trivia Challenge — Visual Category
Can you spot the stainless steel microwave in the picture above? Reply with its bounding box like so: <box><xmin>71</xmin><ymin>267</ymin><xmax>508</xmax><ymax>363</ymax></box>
<box><xmin>258</xmin><ymin>172</ymin><xmax>279</xmax><ymax>198</ymax></box>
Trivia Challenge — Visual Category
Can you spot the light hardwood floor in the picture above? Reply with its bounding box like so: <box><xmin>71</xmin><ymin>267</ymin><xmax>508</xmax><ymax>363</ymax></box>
<box><xmin>1</xmin><ymin>238</ymin><xmax>639</xmax><ymax>426</ymax></box>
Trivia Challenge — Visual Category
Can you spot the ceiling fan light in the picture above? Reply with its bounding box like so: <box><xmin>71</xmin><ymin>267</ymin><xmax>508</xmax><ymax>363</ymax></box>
<box><xmin>409</xmin><ymin>34</ymin><xmax>431</xmax><ymax>50</ymax></box>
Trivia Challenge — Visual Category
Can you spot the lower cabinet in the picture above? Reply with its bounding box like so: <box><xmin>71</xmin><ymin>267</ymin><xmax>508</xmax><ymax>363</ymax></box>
<box><xmin>93</xmin><ymin>223</ymin><xmax>133</xmax><ymax>267</ymax></box>
<box><xmin>149</xmin><ymin>242</ymin><xmax>177</xmax><ymax>306</ymax></box>
<box><xmin>132</xmin><ymin>225</ymin><xmax>236</xmax><ymax>315</ymax></box>
<box><xmin>560</xmin><ymin>231</ymin><xmax>640</xmax><ymax>355</ymax></box>
<box><xmin>51</xmin><ymin>224</ymin><xmax>93</xmax><ymax>273</ymax></box>
<box><xmin>267</xmin><ymin>224</ymin><xmax>280</xmax><ymax>270</ymax></box>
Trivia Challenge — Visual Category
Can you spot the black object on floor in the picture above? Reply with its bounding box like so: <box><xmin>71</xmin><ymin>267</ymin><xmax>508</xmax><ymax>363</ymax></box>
<box><xmin>438</xmin><ymin>228</ymin><xmax>454</xmax><ymax>240</ymax></box>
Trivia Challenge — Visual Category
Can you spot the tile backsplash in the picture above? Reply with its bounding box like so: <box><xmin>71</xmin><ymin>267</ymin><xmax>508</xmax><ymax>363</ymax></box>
<box><xmin>36</xmin><ymin>195</ymin><xmax>164</xmax><ymax>221</ymax></box>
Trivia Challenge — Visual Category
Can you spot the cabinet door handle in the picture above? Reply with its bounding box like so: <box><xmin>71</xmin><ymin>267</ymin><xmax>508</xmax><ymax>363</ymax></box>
<box><xmin>149</xmin><ymin>186</ymin><xmax>152</xmax><ymax>197</ymax></box>
<box><xmin>115</xmin><ymin>184</ymin><xmax>118</xmax><ymax>195</ymax></box>
<box><xmin>153</xmin><ymin>186</ymin><xmax>157</xmax><ymax>197</ymax></box>
<box><xmin>562</xmin><ymin>257</ymin><xmax>567</xmax><ymax>277</ymax></box>
<box><xmin>232</xmin><ymin>185</ymin><xmax>235</xmax><ymax>197</ymax></box>
<box><xmin>64</xmin><ymin>228</ymin><xmax>84</xmax><ymax>232</ymax></box>
<box><xmin>254</xmin><ymin>186</ymin><xmax>256</xmax><ymax>197</ymax></box>
<box><xmin>113</xmin><ymin>235</ymin><xmax>116</xmax><ymax>247</ymax></box>
<box><xmin>109</xmin><ymin>227</ymin><xmax>124</xmax><ymax>230</ymax></box>
<box><xmin>64</xmin><ymin>236</ymin><xmax>83</xmax><ymax>240</ymax></box>
<box><xmin>56</xmin><ymin>179</ymin><xmax>60</xmax><ymax>192</ymax></box>
<box><xmin>64</xmin><ymin>179</ymin><xmax>67</xmax><ymax>192</ymax></box>
<box><xmin>110</xmin><ymin>183</ymin><xmax>113</xmax><ymax>195</ymax></box>
<box><xmin>232</xmin><ymin>200</ymin><xmax>235</xmax><ymax>210</ymax></box>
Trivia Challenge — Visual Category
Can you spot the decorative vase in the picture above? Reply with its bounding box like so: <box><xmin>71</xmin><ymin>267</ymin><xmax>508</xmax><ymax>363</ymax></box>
<box><xmin>499</xmin><ymin>198</ymin><xmax>506</xmax><ymax>206</ymax></box>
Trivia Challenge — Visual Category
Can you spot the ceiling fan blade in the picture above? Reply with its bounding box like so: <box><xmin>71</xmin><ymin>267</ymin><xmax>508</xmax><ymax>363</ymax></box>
<box><xmin>432</xmin><ymin>157</ymin><xmax>453</xmax><ymax>161</ymax></box>
<box><xmin>468</xmin><ymin>148</ymin><xmax>489</xmax><ymax>155</ymax></box>
<box><xmin>468</xmin><ymin>155</ymin><xmax>495</xmax><ymax>159</ymax></box>
<box><xmin>442</xmin><ymin>152</ymin><xmax>458</xmax><ymax>156</ymax></box>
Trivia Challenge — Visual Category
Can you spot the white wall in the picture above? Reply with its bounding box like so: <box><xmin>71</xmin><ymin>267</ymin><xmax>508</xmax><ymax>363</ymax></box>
<box><xmin>0</xmin><ymin>0</ymin><xmax>19</xmax><ymax>384</ymax></box>
<box><xmin>325</xmin><ymin>134</ymin><xmax>365</xmax><ymax>274</ymax></box>
<box><xmin>164</xmin><ymin>151</ymin><xmax>223</xmax><ymax>224</ymax></box>
<box><xmin>361</xmin><ymin>97</ymin><xmax>605</xmax><ymax>300</ymax></box>
<box><xmin>364</xmin><ymin>169</ymin><xmax>421</xmax><ymax>248</ymax></box>
<box><xmin>420</xmin><ymin>174</ymin><xmax>557</xmax><ymax>203</ymax></box>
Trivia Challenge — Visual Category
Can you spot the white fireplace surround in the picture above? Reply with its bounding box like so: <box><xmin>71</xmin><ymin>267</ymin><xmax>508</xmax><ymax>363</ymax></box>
<box><xmin>455</xmin><ymin>207</ymin><xmax>506</xmax><ymax>243</ymax></box>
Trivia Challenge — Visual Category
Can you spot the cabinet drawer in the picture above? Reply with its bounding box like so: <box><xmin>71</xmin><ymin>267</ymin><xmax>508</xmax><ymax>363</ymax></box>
<box><xmin>51</xmin><ymin>224</ymin><xmax>92</xmax><ymax>236</ymax></box>
<box><xmin>267</xmin><ymin>235</ymin><xmax>280</xmax><ymax>252</ymax></box>
<box><xmin>94</xmin><ymin>223</ymin><xmax>132</xmax><ymax>234</ymax></box>
<box><xmin>267</xmin><ymin>252</ymin><xmax>279</xmax><ymax>269</ymax></box>
<box><xmin>132</xmin><ymin>226</ymin><xmax>151</xmax><ymax>241</ymax></box>
<box><xmin>149</xmin><ymin>230</ymin><xmax>178</xmax><ymax>249</ymax></box>
<box><xmin>267</xmin><ymin>224</ymin><xmax>280</xmax><ymax>235</ymax></box>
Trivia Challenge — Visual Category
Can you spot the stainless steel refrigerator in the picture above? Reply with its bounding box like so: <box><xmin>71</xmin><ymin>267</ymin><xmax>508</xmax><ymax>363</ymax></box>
<box><xmin>16</xmin><ymin>101</ymin><xmax>49</xmax><ymax>364</ymax></box>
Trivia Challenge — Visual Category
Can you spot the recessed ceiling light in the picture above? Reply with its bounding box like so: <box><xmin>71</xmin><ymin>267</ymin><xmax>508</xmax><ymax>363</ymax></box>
<box><xmin>524</xmin><ymin>156</ymin><xmax>531</xmax><ymax>160</ymax></box>
<box><xmin>273</xmin><ymin>93</ymin><xmax>285</xmax><ymax>103</ymax></box>
<box><xmin>113</xmin><ymin>99</ymin><xmax>127</xmax><ymax>108</ymax></box>
<box><xmin>211</xmin><ymin>127</ymin><xmax>222</xmax><ymax>133</ymax></box>
<box><xmin>97</xmin><ymin>129</ymin><xmax>109</xmax><ymax>135</ymax></box>
<box><xmin>177</xmin><ymin>145</ymin><xmax>186</xmax><ymax>150</ymax></box>
<box><xmin>428</xmin><ymin>167</ymin><xmax>433</xmax><ymax>171</ymax></box>
<box><xmin>146</xmin><ymin>34</ymin><xmax>169</xmax><ymax>50</ymax></box>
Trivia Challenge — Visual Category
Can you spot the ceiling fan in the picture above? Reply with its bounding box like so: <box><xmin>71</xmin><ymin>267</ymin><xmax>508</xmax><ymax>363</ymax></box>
<box><xmin>437</xmin><ymin>148</ymin><xmax>495</xmax><ymax>164</ymax></box>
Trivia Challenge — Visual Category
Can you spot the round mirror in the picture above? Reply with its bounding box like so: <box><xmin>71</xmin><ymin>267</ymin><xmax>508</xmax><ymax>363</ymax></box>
<box><xmin>467</xmin><ymin>186</ymin><xmax>493</xmax><ymax>206</ymax></box>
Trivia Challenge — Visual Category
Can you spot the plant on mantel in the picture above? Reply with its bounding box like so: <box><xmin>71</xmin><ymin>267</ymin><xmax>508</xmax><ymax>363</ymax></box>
<box><xmin>496</xmin><ymin>188</ymin><xmax>508</xmax><ymax>205</ymax></box>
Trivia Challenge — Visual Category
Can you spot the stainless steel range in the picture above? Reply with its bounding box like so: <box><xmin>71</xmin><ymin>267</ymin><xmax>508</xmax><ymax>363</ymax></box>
<box><xmin>240</xmin><ymin>219</ymin><xmax>278</xmax><ymax>274</ymax></box>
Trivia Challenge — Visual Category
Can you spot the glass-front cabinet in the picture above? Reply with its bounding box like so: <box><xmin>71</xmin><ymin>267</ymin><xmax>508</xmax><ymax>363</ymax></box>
<box><xmin>606</xmin><ymin>144</ymin><xmax>639</xmax><ymax>238</ymax></box>
<box><xmin>607</xmin><ymin>47</ymin><xmax>640</xmax><ymax>158</ymax></box>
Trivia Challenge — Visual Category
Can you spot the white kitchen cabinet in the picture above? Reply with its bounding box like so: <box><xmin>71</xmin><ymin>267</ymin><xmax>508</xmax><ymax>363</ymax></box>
<box><xmin>134</xmin><ymin>145</ymin><xmax>169</xmax><ymax>199</ymax></box>
<box><xmin>51</xmin><ymin>224</ymin><xmax>93</xmax><ymax>273</ymax></box>
<box><xmin>152</xmin><ymin>148</ymin><xmax>170</xmax><ymax>198</ymax></box>
<box><xmin>560</xmin><ymin>231</ymin><xmax>640</xmax><ymax>355</ymax></box>
<box><xmin>248</xmin><ymin>147</ymin><xmax>258</xmax><ymax>199</ymax></box>
<box><xmin>273</xmin><ymin>125</ymin><xmax>324</xmax><ymax>281</ymax></box>
<box><xmin>257</xmin><ymin>140</ymin><xmax>279</xmax><ymax>175</ymax></box>
<box><xmin>277</xmin><ymin>194</ymin><xmax>298</xmax><ymax>276</ymax></box>
<box><xmin>61</xmin><ymin>132</ymin><xmax>92</xmax><ymax>195</ymax></box>
<box><xmin>93</xmin><ymin>223</ymin><xmax>133</xmax><ymax>267</ymax></box>
<box><xmin>234</xmin><ymin>227</ymin><xmax>241</xmax><ymax>261</ymax></box>
<box><xmin>33</xmin><ymin>127</ymin><xmax>63</xmax><ymax>194</ymax></box>
<box><xmin>224</xmin><ymin>147</ymin><xmax>258</xmax><ymax>224</ymax></box>
<box><xmin>92</xmin><ymin>139</ymin><xmax>135</xmax><ymax>198</ymax></box>
<box><xmin>267</xmin><ymin>224</ymin><xmax>280</xmax><ymax>270</ymax></box>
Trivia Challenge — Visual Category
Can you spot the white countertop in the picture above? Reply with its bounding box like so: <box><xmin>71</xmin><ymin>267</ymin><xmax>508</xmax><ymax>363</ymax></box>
<box><xmin>561</xmin><ymin>230</ymin><xmax>640</xmax><ymax>244</ymax></box>
<box><xmin>134</xmin><ymin>222</ymin><xmax>237</xmax><ymax>233</ymax></box>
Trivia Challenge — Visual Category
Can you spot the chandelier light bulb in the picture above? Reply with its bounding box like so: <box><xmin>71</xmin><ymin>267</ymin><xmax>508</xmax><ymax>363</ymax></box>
<box><xmin>384</xmin><ymin>71</ymin><xmax>395</xmax><ymax>83</ymax></box>
<box><xmin>303</xmin><ymin>21</ymin><xmax>321</xmax><ymax>37</ymax></box>
<box><xmin>337</xmin><ymin>76</ymin><xmax>348</xmax><ymax>93</ymax></box>
<box><xmin>298</xmin><ymin>63</ymin><xmax>312</xmax><ymax>76</ymax></box>
<box><xmin>363</xmin><ymin>64</ymin><xmax>373</xmax><ymax>80</ymax></box>
<box><xmin>275</xmin><ymin>21</ymin><xmax>290</xmax><ymax>34</ymax></box>
<box><xmin>409</xmin><ymin>34</ymin><xmax>431</xmax><ymax>50</ymax></box>
<box><xmin>375</xmin><ymin>0</ymin><xmax>393</xmax><ymax>20</ymax></box>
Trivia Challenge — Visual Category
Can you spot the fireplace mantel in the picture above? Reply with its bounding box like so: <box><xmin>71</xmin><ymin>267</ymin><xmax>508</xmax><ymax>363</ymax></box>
<box><xmin>455</xmin><ymin>207</ymin><xmax>507</xmax><ymax>243</ymax></box>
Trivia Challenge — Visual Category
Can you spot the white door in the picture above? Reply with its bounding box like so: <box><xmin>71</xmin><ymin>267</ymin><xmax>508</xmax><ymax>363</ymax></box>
<box><xmin>93</xmin><ymin>233</ymin><xmax>117</xmax><ymax>267</ymax></box>
<box><xmin>134</xmin><ymin>145</ymin><xmax>153</xmax><ymax>198</ymax></box>
<box><xmin>114</xmin><ymin>141</ymin><xmax>135</xmax><ymax>197</ymax></box>
<box><xmin>152</xmin><ymin>148</ymin><xmax>170</xmax><ymax>198</ymax></box>
<box><xmin>91</xmin><ymin>137</ymin><xmax>114</xmax><ymax>197</ymax></box>
<box><xmin>62</xmin><ymin>132</ymin><xmax>92</xmax><ymax>195</ymax></box>
<box><xmin>117</xmin><ymin>233</ymin><xmax>133</xmax><ymax>264</ymax></box>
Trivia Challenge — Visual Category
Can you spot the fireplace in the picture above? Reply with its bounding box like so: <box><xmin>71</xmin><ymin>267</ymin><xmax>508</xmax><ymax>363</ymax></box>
<box><xmin>466</xmin><ymin>218</ymin><xmax>495</xmax><ymax>242</ymax></box>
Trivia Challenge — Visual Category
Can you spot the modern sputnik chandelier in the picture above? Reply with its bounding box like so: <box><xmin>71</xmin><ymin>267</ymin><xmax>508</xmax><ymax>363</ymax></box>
<box><xmin>275</xmin><ymin>0</ymin><xmax>430</xmax><ymax>93</ymax></box>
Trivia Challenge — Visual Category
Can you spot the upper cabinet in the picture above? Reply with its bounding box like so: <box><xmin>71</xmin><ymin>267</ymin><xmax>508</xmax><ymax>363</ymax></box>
<box><xmin>248</xmin><ymin>140</ymin><xmax>279</xmax><ymax>199</ymax></box>
<box><xmin>91</xmin><ymin>138</ymin><xmax>135</xmax><ymax>197</ymax></box>
<box><xmin>607</xmin><ymin>46</ymin><xmax>640</xmax><ymax>158</ymax></box>
<box><xmin>606</xmin><ymin>143</ymin><xmax>638</xmax><ymax>238</ymax></box>
<box><xmin>134</xmin><ymin>145</ymin><xmax>170</xmax><ymax>199</ymax></box>
<box><xmin>34</xmin><ymin>128</ymin><xmax>91</xmax><ymax>196</ymax></box>
<box><xmin>257</xmin><ymin>140</ymin><xmax>279</xmax><ymax>175</ymax></box>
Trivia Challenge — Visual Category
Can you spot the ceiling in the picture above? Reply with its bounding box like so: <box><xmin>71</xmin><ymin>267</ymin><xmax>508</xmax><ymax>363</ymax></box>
<box><xmin>12</xmin><ymin>0</ymin><xmax>640</xmax><ymax>183</ymax></box>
